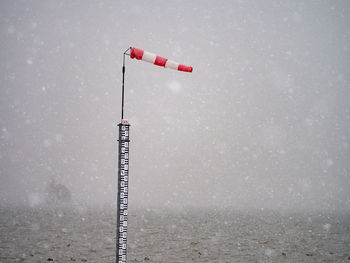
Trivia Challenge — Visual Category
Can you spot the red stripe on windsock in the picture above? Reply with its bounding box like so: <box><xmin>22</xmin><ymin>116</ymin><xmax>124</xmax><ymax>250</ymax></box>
<box><xmin>178</xmin><ymin>64</ymin><xmax>193</xmax><ymax>73</ymax></box>
<box><xmin>130</xmin><ymin>47</ymin><xmax>144</xmax><ymax>60</ymax></box>
<box><xmin>154</xmin><ymin>56</ymin><xmax>167</xmax><ymax>67</ymax></box>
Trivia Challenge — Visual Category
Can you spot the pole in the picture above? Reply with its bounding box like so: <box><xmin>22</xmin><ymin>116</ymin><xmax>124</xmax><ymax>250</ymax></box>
<box><xmin>116</xmin><ymin>48</ymin><xmax>131</xmax><ymax>263</ymax></box>
<box><xmin>116</xmin><ymin>120</ymin><xmax>130</xmax><ymax>263</ymax></box>
<box><xmin>121</xmin><ymin>48</ymin><xmax>130</xmax><ymax>121</ymax></box>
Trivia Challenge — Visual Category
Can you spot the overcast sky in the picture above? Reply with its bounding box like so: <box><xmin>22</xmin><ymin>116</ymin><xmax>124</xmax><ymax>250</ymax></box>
<box><xmin>1</xmin><ymin>0</ymin><xmax>349</xmax><ymax>211</ymax></box>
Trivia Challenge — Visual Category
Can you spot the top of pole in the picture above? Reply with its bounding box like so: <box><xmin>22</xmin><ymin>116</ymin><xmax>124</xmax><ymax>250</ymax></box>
<box><xmin>121</xmin><ymin>48</ymin><xmax>130</xmax><ymax>121</ymax></box>
<box><xmin>120</xmin><ymin>46</ymin><xmax>193</xmax><ymax>120</ymax></box>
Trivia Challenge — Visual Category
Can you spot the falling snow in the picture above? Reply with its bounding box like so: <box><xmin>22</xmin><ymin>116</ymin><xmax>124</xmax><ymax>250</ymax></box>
<box><xmin>0</xmin><ymin>0</ymin><xmax>350</xmax><ymax>262</ymax></box>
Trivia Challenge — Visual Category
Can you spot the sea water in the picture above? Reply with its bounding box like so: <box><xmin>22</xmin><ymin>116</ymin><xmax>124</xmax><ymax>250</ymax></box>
<box><xmin>1</xmin><ymin>206</ymin><xmax>349</xmax><ymax>262</ymax></box>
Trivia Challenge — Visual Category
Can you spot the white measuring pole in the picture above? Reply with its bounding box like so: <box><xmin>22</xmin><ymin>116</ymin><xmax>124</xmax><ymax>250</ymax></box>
<box><xmin>116</xmin><ymin>119</ymin><xmax>130</xmax><ymax>263</ymax></box>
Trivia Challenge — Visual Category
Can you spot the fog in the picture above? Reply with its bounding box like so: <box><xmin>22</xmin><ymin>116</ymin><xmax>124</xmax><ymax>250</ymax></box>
<box><xmin>1</xmin><ymin>0</ymin><xmax>349</xmax><ymax>212</ymax></box>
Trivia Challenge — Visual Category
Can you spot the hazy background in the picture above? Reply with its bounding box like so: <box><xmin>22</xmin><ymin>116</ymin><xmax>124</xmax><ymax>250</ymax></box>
<box><xmin>1</xmin><ymin>0</ymin><xmax>349</xmax><ymax>212</ymax></box>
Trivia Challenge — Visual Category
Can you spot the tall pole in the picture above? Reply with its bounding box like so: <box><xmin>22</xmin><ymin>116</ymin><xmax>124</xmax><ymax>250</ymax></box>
<box><xmin>116</xmin><ymin>120</ymin><xmax>130</xmax><ymax>263</ymax></box>
<box><xmin>116</xmin><ymin>48</ymin><xmax>130</xmax><ymax>263</ymax></box>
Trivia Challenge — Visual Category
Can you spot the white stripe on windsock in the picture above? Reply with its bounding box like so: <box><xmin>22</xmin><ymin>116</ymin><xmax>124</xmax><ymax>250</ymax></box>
<box><xmin>164</xmin><ymin>60</ymin><xmax>179</xmax><ymax>70</ymax></box>
<box><xmin>142</xmin><ymin>51</ymin><xmax>157</xmax><ymax>64</ymax></box>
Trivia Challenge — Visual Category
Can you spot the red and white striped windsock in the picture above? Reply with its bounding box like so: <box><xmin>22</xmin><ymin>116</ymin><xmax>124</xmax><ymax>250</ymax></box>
<box><xmin>130</xmin><ymin>47</ymin><xmax>193</xmax><ymax>73</ymax></box>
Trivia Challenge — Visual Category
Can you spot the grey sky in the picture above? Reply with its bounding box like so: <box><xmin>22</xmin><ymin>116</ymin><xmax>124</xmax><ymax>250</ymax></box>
<box><xmin>0</xmin><ymin>1</ymin><xmax>349</xmax><ymax>211</ymax></box>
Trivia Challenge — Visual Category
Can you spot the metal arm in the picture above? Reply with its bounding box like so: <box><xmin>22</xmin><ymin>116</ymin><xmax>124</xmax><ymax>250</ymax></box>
<box><xmin>121</xmin><ymin>47</ymin><xmax>130</xmax><ymax>121</ymax></box>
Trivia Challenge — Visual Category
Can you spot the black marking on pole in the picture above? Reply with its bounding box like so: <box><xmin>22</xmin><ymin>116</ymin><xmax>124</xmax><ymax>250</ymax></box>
<box><xmin>116</xmin><ymin>119</ymin><xmax>130</xmax><ymax>263</ymax></box>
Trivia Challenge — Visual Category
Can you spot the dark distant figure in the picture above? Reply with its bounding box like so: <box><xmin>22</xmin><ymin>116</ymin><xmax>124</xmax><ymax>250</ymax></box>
<box><xmin>46</xmin><ymin>179</ymin><xmax>72</xmax><ymax>204</ymax></box>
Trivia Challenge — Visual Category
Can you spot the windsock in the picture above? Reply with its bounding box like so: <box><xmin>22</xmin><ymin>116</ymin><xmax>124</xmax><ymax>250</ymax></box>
<box><xmin>130</xmin><ymin>47</ymin><xmax>193</xmax><ymax>73</ymax></box>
